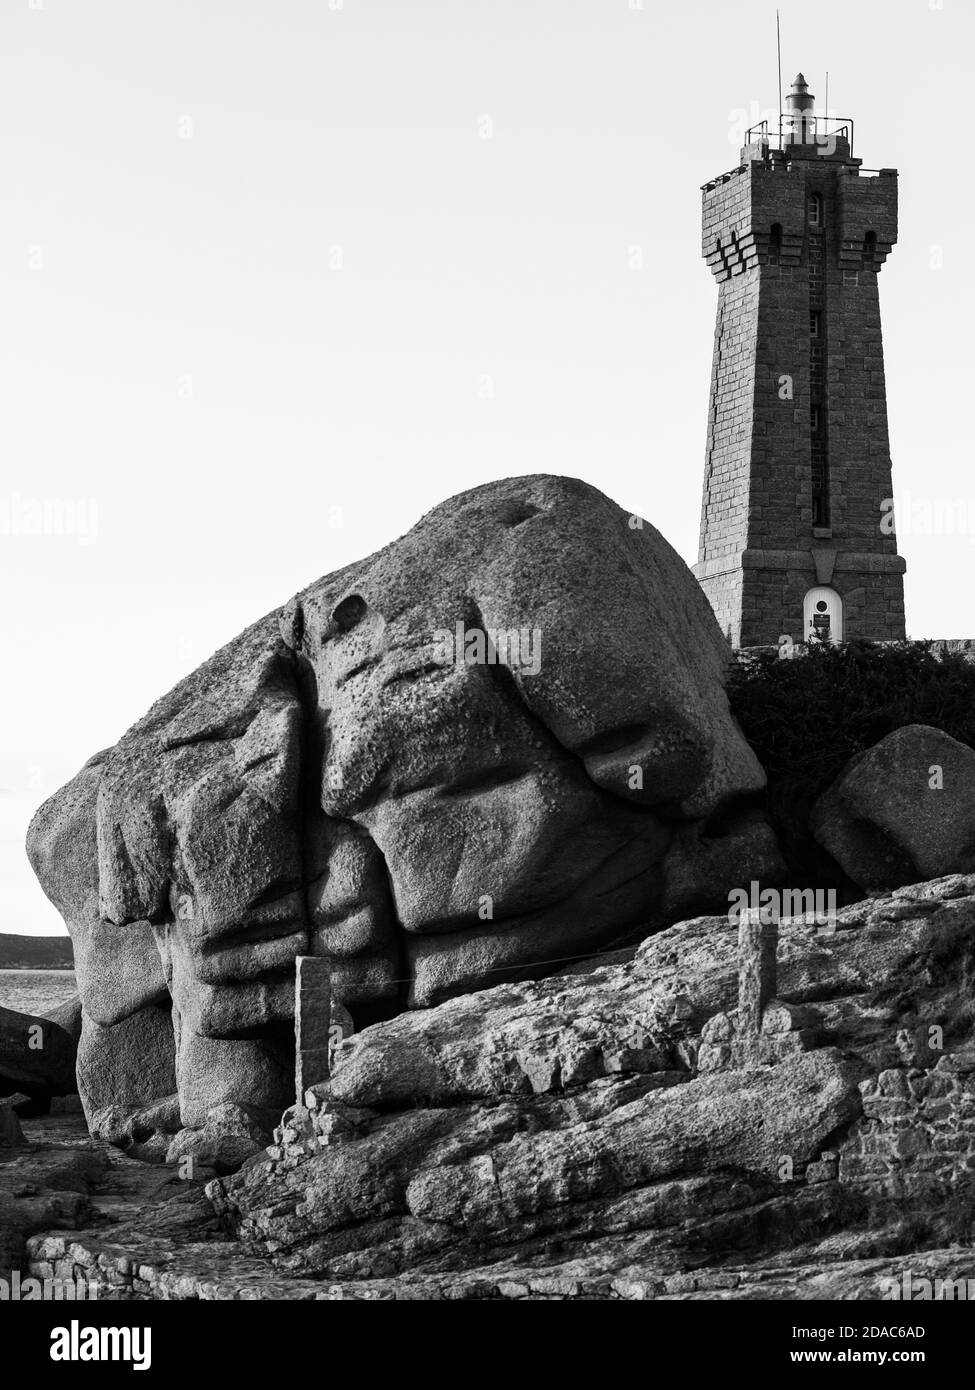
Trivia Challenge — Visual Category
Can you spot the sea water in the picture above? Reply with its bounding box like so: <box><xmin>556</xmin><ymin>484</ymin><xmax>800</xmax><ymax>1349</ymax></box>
<box><xmin>0</xmin><ymin>969</ymin><xmax>77</xmax><ymax>1016</ymax></box>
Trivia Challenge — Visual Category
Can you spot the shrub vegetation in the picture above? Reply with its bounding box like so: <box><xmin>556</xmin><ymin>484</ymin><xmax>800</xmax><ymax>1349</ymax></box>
<box><xmin>726</xmin><ymin>640</ymin><xmax>975</xmax><ymax>882</ymax></box>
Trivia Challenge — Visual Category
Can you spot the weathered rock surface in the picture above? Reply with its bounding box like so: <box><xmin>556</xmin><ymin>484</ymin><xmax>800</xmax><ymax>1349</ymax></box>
<box><xmin>0</xmin><ymin>1128</ymin><xmax>105</xmax><ymax>1280</ymax></box>
<box><xmin>324</xmin><ymin>878</ymin><xmax>975</xmax><ymax>1111</ymax></box>
<box><xmin>21</xmin><ymin>1216</ymin><xmax>975</xmax><ymax>1300</ymax></box>
<box><xmin>811</xmin><ymin>724</ymin><xmax>975</xmax><ymax>892</ymax></box>
<box><xmin>26</xmin><ymin>476</ymin><xmax>778</xmax><ymax>1146</ymax></box>
<box><xmin>6</xmin><ymin>874</ymin><xmax>975</xmax><ymax>1299</ymax></box>
<box><xmin>217</xmin><ymin>1051</ymin><xmax>861</xmax><ymax>1279</ymax></box>
<box><xmin>205</xmin><ymin>873</ymin><xmax>975</xmax><ymax>1287</ymax></box>
<box><xmin>166</xmin><ymin>1103</ymin><xmax>273</xmax><ymax>1176</ymax></box>
<box><xmin>78</xmin><ymin>1002</ymin><xmax>177</xmax><ymax>1143</ymax></box>
<box><xmin>45</xmin><ymin>994</ymin><xmax>83</xmax><ymax>1044</ymax></box>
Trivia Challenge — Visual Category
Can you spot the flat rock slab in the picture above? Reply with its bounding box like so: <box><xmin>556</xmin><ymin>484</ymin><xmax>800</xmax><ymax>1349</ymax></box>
<box><xmin>17</xmin><ymin>875</ymin><xmax>975</xmax><ymax>1299</ymax></box>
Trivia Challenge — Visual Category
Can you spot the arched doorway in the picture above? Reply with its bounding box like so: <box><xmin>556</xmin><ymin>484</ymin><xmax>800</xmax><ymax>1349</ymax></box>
<box><xmin>804</xmin><ymin>587</ymin><xmax>843</xmax><ymax>645</ymax></box>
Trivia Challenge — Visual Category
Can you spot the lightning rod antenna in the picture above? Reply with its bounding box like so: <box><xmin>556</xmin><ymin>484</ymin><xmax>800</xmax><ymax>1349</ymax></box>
<box><xmin>776</xmin><ymin>10</ymin><xmax>783</xmax><ymax>143</ymax></box>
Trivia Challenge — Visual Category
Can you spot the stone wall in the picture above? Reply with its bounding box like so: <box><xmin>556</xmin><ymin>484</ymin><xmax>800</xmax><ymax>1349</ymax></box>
<box><xmin>840</xmin><ymin>1052</ymin><xmax>975</xmax><ymax>1189</ymax></box>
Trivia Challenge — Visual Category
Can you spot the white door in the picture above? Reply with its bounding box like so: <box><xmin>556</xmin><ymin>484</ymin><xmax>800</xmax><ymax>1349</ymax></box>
<box><xmin>804</xmin><ymin>587</ymin><xmax>843</xmax><ymax>645</ymax></box>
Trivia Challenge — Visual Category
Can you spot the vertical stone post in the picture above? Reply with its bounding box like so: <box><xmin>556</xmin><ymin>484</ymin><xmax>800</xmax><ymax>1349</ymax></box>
<box><xmin>295</xmin><ymin>955</ymin><xmax>332</xmax><ymax>1103</ymax></box>
<box><xmin>0</xmin><ymin>1102</ymin><xmax>26</xmax><ymax>1148</ymax></box>
<box><xmin>738</xmin><ymin>909</ymin><xmax>778</xmax><ymax>1036</ymax></box>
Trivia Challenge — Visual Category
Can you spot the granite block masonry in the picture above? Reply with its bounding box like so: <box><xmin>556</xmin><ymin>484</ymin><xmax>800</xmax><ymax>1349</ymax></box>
<box><xmin>737</xmin><ymin>912</ymin><xmax>777</xmax><ymax>1037</ymax></box>
<box><xmin>295</xmin><ymin>956</ymin><xmax>332</xmax><ymax>1102</ymax></box>
<box><xmin>695</xmin><ymin>73</ymin><xmax>907</xmax><ymax>648</ymax></box>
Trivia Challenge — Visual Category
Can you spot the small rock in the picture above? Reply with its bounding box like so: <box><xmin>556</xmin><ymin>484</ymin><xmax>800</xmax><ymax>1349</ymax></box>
<box><xmin>701</xmin><ymin>1011</ymin><xmax>734</xmax><ymax>1044</ymax></box>
<box><xmin>811</xmin><ymin>726</ymin><xmax>975</xmax><ymax>892</ymax></box>
<box><xmin>697</xmin><ymin>1042</ymin><xmax>733</xmax><ymax>1073</ymax></box>
<box><xmin>761</xmin><ymin>1000</ymin><xmax>817</xmax><ymax>1036</ymax></box>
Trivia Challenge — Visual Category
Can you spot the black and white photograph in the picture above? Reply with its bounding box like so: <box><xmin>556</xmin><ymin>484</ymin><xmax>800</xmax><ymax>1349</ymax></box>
<box><xmin>1</xmin><ymin>0</ymin><xmax>973</xmax><ymax>1363</ymax></box>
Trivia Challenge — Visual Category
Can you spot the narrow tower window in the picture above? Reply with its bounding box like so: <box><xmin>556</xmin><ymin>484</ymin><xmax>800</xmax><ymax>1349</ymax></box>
<box><xmin>810</xmin><ymin>310</ymin><xmax>822</xmax><ymax>338</ymax></box>
<box><xmin>768</xmin><ymin>222</ymin><xmax>782</xmax><ymax>265</ymax></box>
<box><xmin>809</xmin><ymin>192</ymin><xmax>823</xmax><ymax>226</ymax></box>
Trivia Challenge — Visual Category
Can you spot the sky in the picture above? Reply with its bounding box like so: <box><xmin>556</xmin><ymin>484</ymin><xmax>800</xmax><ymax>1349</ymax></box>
<box><xmin>2</xmin><ymin>0</ymin><xmax>973</xmax><ymax>934</ymax></box>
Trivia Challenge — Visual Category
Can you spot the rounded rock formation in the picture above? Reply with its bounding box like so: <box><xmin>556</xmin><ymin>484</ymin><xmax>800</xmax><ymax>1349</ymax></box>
<box><xmin>27</xmin><ymin>475</ymin><xmax>781</xmax><ymax>1152</ymax></box>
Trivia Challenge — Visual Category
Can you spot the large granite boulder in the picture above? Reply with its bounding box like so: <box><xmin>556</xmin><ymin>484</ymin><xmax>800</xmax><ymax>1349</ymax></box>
<box><xmin>0</xmin><ymin>1005</ymin><xmax>77</xmax><ymax>1101</ymax></box>
<box><xmin>27</xmin><ymin>475</ymin><xmax>779</xmax><ymax>1149</ymax></box>
<box><xmin>811</xmin><ymin>724</ymin><xmax>975</xmax><ymax>892</ymax></box>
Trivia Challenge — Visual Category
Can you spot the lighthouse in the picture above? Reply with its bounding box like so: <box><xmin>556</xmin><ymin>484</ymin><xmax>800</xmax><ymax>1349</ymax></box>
<box><xmin>694</xmin><ymin>74</ymin><xmax>907</xmax><ymax>648</ymax></box>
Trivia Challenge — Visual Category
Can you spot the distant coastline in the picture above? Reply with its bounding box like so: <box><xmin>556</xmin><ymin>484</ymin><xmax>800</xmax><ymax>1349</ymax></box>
<box><xmin>0</xmin><ymin>933</ymin><xmax>74</xmax><ymax>971</ymax></box>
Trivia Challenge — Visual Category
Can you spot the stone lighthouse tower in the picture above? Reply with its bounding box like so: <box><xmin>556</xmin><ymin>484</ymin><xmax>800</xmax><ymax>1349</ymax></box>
<box><xmin>694</xmin><ymin>74</ymin><xmax>907</xmax><ymax>648</ymax></box>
